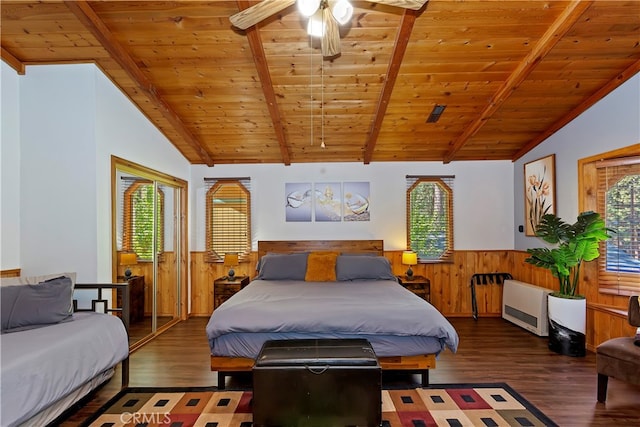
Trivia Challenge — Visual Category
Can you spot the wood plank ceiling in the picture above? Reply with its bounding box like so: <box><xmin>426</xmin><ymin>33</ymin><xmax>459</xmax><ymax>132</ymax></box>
<box><xmin>2</xmin><ymin>0</ymin><xmax>639</xmax><ymax>166</ymax></box>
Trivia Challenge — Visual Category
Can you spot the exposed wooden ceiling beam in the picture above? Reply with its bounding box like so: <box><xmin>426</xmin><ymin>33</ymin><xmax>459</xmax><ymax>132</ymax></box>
<box><xmin>513</xmin><ymin>59</ymin><xmax>640</xmax><ymax>161</ymax></box>
<box><xmin>443</xmin><ymin>0</ymin><xmax>594</xmax><ymax>164</ymax></box>
<box><xmin>237</xmin><ymin>0</ymin><xmax>291</xmax><ymax>166</ymax></box>
<box><xmin>64</xmin><ymin>0</ymin><xmax>215</xmax><ymax>166</ymax></box>
<box><xmin>1</xmin><ymin>47</ymin><xmax>25</xmax><ymax>75</ymax></box>
<box><xmin>363</xmin><ymin>8</ymin><xmax>418</xmax><ymax>164</ymax></box>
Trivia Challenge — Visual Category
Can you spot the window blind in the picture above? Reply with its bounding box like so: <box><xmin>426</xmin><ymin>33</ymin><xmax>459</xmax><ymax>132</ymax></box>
<box><xmin>596</xmin><ymin>157</ymin><xmax>640</xmax><ymax>295</ymax></box>
<box><xmin>205</xmin><ymin>178</ymin><xmax>252</xmax><ymax>262</ymax></box>
<box><xmin>120</xmin><ymin>177</ymin><xmax>164</xmax><ymax>261</ymax></box>
<box><xmin>406</xmin><ymin>175</ymin><xmax>455</xmax><ymax>263</ymax></box>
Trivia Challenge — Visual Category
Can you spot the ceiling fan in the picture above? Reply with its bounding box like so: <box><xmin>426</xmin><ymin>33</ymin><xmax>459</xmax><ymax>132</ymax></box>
<box><xmin>230</xmin><ymin>0</ymin><xmax>429</xmax><ymax>57</ymax></box>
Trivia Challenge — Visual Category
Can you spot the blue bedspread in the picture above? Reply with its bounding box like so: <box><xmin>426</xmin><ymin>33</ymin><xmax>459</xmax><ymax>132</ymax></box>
<box><xmin>206</xmin><ymin>279</ymin><xmax>459</xmax><ymax>359</ymax></box>
<box><xmin>1</xmin><ymin>312</ymin><xmax>128</xmax><ymax>426</ymax></box>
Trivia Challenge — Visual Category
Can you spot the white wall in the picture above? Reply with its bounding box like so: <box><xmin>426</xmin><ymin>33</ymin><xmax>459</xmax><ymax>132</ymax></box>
<box><xmin>94</xmin><ymin>68</ymin><xmax>190</xmax><ymax>280</ymax></box>
<box><xmin>1</xmin><ymin>61</ymin><xmax>21</xmax><ymax>269</ymax></box>
<box><xmin>191</xmin><ymin>160</ymin><xmax>515</xmax><ymax>252</ymax></box>
<box><xmin>1</xmin><ymin>62</ymin><xmax>190</xmax><ymax>281</ymax></box>
<box><xmin>19</xmin><ymin>64</ymin><xmax>98</xmax><ymax>280</ymax></box>
<box><xmin>514</xmin><ymin>73</ymin><xmax>640</xmax><ymax>250</ymax></box>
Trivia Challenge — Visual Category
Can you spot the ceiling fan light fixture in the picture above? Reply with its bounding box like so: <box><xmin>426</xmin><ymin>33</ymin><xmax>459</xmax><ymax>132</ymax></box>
<box><xmin>331</xmin><ymin>0</ymin><xmax>353</xmax><ymax>25</ymax></box>
<box><xmin>298</xmin><ymin>0</ymin><xmax>321</xmax><ymax>17</ymax></box>
<box><xmin>307</xmin><ymin>10</ymin><xmax>325</xmax><ymax>37</ymax></box>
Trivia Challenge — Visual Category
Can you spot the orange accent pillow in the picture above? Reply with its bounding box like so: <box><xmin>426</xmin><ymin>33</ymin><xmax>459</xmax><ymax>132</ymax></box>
<box><xmin>304</xmin><ymin>251</ymin><xmax>339</xmax><ymax>282</ymax></box>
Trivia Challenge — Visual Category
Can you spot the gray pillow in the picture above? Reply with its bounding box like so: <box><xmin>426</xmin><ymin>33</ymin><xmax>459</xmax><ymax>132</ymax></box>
<box><xmin>340</xmin><ymin>252</ymin><xmax>379</xmax><ymax>256</ymax></box>
<box><xmin>256</xmin><ymin>253</ymin><xmax>309</xmax><ymax>280</ymax></box>
<box><xmin>336</xmin><ymin>255</ymin><xmax>397</xmax><ymax>281</ymax></box>
<box><xmin>1</xmin><ymin>276</ymin><xmax>73</xmax><ymax>332</ymax></box>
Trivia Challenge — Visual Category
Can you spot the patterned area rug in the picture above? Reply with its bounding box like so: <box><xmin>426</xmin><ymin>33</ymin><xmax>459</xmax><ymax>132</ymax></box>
<box><xmin>81</xmin><ymin>383</ymin><xmax>557</xmax><ymax>426</ymax></box>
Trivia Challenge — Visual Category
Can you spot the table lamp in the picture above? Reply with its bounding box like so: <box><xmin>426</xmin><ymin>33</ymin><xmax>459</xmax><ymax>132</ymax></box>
<box><xmin>120</xmin><ymin>253</ymin><xmax>138</xmax><ymax>279</ymax></box>
<box><xmin>224</xmin><ymin>253</ymin><xmax>239</xmax><ymax>281</ymax></box>
<box><xmin>402</xmin><ymin>250</ymin><xmax>417</xmax><ymax>280</ymax></box>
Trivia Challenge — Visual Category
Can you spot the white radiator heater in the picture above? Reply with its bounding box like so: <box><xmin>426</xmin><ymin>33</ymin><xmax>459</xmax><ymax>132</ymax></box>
<box><xmin>502</xmin><ymin>279</ymin><xmax>552</xmax><ymax>336</ymax></box>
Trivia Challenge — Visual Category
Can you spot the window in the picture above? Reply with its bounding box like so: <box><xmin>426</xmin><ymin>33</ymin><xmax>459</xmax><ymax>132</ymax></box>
<box><xmin>121</xmin><ymin>178</ymin><xmax>164</xmax><ymax>261</ymax></box>
<box><xmin>597</xmin><ymin>157</ymin><xmax>640</xmax><ymax>295</ymax></box>
<box><xmin>205</xmin><ymin>178</ymin><xmax>251</xmax><ymax>262</ymax></box>
<box><xmin>406</xmin><ymin>175</ymin><xmax>454</xmax><ymax>262</ymax></box>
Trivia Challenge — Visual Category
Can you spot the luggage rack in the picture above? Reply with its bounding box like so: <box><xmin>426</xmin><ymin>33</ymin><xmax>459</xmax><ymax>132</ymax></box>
<box><xmin>470</xmin><ymin>272</ymin><xmax>512</xmax><ymax>320</ymax></box>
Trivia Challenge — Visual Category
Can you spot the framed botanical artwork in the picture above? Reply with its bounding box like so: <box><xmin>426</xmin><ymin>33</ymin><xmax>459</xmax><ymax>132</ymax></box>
<box><xmin>524</xmin><ymin>154</ymin><xmax>556</xmax><ymax>236</ymax></box>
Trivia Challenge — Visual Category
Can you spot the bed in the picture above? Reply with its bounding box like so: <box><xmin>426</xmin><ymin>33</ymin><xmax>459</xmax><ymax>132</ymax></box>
<box><xmin>0</xmin><ymin>274</ymin><xmax>130</xmax><ymax>427</ymax></box>
<box><xmin>207</xmin><ymin>240</ymin><xmax>459</xmax><ymax>388</ymax></box>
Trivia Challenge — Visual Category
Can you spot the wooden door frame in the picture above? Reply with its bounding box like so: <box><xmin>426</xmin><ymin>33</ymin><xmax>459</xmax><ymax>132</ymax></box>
<box><xmin>111</xmin><ymin>156</ymin><xmax>189</xmax><ymax>348</ymax></box>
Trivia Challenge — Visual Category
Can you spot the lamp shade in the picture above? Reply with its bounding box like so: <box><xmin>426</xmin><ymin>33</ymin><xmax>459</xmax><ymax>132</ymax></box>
<box><xmin>120</xmin><ymin>253</ymin><xmax>138</xmax><ymax>266</ymax></box>
<box><xmin>223</xmin><ymin>253</ymin><xmax>239</xmax><ymax>266</ymax></box>
<box><xmin>307</xmin><ymin>10</ymin><xmax>325</xmax><ymax>38</ymax></box>
<box><xmin>402</xmin><ymin>251</ymin><xmax>417</xmax><ymax>266</ymax></box>
<box><xmin>331</xmin><ymin>0</ymin><xmax>353</xmax><ymax>25</ymax></box>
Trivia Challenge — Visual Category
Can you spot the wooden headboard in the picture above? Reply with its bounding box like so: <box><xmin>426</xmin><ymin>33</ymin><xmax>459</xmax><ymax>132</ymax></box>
<box><xmin>258</xmin><ymin>240</ymin><xmax>384</xmax><ymax>259</ymax></box>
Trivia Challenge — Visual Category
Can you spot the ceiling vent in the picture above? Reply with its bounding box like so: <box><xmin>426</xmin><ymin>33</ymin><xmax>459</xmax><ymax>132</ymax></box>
<box><xmin>426</xmin><ymin>104</ymin><xmax>446</xmax><ymax>123</ymax></box>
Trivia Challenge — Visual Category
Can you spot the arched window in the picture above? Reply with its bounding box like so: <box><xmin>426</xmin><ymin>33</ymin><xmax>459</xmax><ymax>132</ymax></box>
<box><xmin>406</xmin><ymin>175</ymin><xmax>454</xmax><ymax>262</ymax></box>
<box><xmin>205</xmin><ymin>178</ymin><xmax>251</xmax><ymax>262</ymax></box>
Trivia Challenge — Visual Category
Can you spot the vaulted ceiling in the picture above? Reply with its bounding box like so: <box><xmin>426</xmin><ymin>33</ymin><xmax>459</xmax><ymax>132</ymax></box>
<box><xmin>2</xmin><ymin>0</ymin><xmax>639</xmax><ymax>166</ymax></box>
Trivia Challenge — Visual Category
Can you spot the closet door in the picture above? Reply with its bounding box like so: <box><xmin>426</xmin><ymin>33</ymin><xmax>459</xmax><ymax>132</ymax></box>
<box><xmin>117</xmin><ymin>171</ymin><xmax>154</xmax><ymax>344</ymax></box>
<box><xmin>113</xmin><ymin>157</ymin><xmax>186</xmax><ymax>348</ymax></box>
<box><xmin>155</xmin><ymin>183</ymin><xmax>180</xmax><ymax>331</ymax></box>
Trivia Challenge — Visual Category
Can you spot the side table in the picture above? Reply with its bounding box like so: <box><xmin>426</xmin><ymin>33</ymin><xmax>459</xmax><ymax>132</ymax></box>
<box><xmin>214</xmin><ymin>276</ymin><xmax>250</xmax><ymax>310</ymax></box>
<box><xmin>396</xmin><ymin>275</ymin><xmax>430</xmax><ymax>302</ymax></box>
<box><xmin>117</xmin><ymin>275</ymin><xmax>145</xmax><ymax>323</ymax></box>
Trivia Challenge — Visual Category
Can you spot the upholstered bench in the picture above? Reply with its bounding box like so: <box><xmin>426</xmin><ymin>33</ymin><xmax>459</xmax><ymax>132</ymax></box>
<box><xmin>252</xmin><ymin>338</ymin><xmax>381</xmax><ymax>427</ymax></box>
<box><xmin>596</xmin><ymin>296</ymin><xmax>640</xmax><ymax>402</ymax></box>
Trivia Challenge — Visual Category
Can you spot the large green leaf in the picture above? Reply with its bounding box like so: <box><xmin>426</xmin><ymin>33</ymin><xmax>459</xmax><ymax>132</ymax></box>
<box><xmin>525</xmin><ymin>211</ymin><xmax>613</xmax><ymax>296</ymax></box>
<box><xmin>534</xmin><ymin>214</ymin><xmax>571</xmax><ymax>244</ymax></box>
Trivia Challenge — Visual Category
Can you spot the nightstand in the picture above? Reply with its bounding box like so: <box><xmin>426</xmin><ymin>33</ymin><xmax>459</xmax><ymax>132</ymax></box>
<box><xmin>116</xmin><ymin>275</ymin><xmax>145</xmax><ymax>323</ymax></box>
<box><xmin>214</xmin><ymin>276</ymin><xmax>250</xmax><ymax>310</ymax></box>
<box><xmin>397</xmin><ymin>275</ymin><xmax>430</xmax><ymax>302</ymax></box>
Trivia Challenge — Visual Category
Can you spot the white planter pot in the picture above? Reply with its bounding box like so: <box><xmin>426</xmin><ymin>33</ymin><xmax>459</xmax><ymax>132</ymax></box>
<box><xmin>547</xmin><ymin>294</ymin><xmax>586</xmax><ymax>357</ymax></box>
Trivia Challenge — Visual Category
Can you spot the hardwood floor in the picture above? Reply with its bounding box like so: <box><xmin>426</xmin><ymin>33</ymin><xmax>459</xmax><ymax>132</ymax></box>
<box><xmin>59</xmin><ymin>317</ymin><xmax>640</xmax><ymax>426</ymax></box>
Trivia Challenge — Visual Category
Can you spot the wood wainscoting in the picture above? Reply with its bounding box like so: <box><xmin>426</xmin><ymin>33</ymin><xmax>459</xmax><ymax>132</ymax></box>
<box><xmin>189</xmin><ymin>250</ymin><xmax>549</xmax><ymax>318</ymax></box>
<box><xmin>190</xmin><ymin>250</ymin><xmax>633</xmax><ymax>352</ymax></box>
<box><xmin>1</xmin><ymin>268</ymin><xmax>21</xmax><ymax>278</ymax></box>
<box><xmin>117</xmin><ymin>251</ymin><xmax>178</xmax><ymax>318</ymax></box>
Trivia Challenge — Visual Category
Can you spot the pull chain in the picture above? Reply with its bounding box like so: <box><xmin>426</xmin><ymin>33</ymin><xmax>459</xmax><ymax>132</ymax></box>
<box><xmin>320</xmin><ymin>55</ymin><xmax>326</xmax><ymax>149</ymax></box>
<box><xmin>310</xmin><ymin>34</ymin><xmax>314</xmax><ymax>146</ymax></box>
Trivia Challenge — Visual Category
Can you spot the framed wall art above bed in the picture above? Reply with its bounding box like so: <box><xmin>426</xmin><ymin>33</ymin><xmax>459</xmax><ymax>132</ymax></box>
<box><xmin>285</xmin><ymin>183</ymin><xmax>370</xmax><ymax>223</ymax></box>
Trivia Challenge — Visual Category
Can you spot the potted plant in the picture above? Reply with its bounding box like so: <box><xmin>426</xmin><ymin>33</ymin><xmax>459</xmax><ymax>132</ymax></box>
<box><xmin>525</xmin><ymin>211</ymin><xmax>612</xmax><ymax>356</ymax></box>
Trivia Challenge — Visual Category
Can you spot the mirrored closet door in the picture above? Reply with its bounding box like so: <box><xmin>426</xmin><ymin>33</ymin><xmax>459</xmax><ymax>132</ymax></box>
<box><xmin>112</xmin><ymin>156</ymin><xmax>187</xmax><ymax>348</ymax></box>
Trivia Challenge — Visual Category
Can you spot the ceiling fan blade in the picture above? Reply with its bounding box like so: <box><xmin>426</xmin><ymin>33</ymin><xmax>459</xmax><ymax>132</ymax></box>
<box><xmin>230</xmin><ymin>0</ymin><xmax>296</xmax><ymax>30</ymax></box>
<box><xmin>363</xmin><ymin>0</ymin><xmax>429</xmax><ymax>11</ymax></box>
<box><xmin>321</xmin><ymin>8</ymin><xmax>341</xmax><ymax>57</ymax></box>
